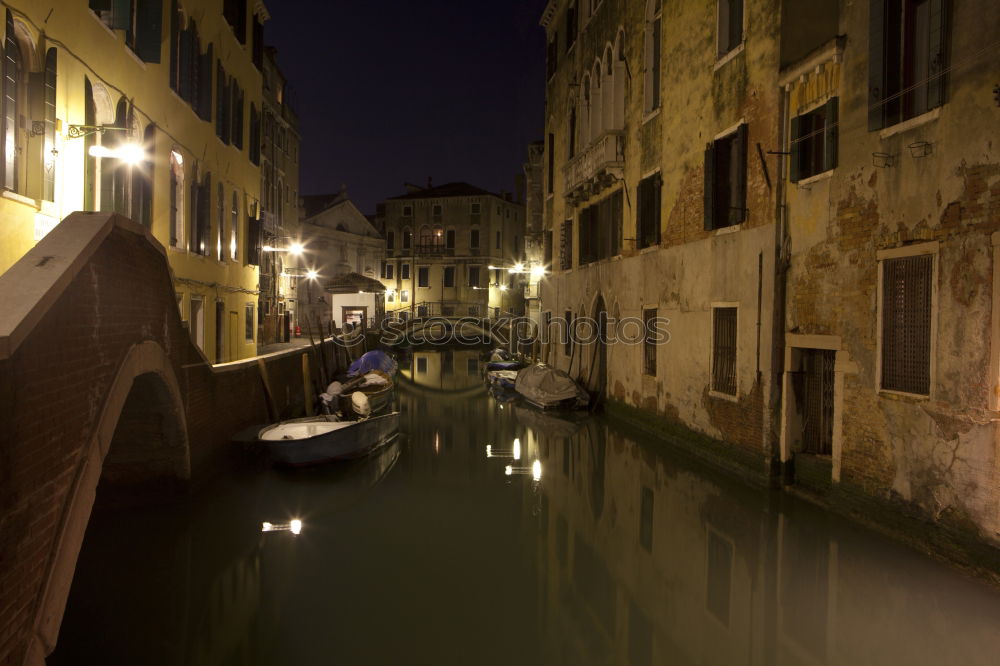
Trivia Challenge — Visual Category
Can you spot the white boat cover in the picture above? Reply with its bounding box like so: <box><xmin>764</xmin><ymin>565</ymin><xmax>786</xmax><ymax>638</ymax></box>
<box><xmin>515</xmin><ymin>364</ymin><xmax>589</xmax><ymax>408</ymax></box>
<box><xmin>260</xmin><ymin>420</ymin><xmax>352</xmax><ymax>441</ymax></box>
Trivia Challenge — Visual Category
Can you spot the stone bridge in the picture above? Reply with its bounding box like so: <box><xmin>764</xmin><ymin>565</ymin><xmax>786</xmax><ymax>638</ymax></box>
<box><xmin>0</xmin><ymin>213</ymin><xmax>334</xmax><ymax>666</ymax></box>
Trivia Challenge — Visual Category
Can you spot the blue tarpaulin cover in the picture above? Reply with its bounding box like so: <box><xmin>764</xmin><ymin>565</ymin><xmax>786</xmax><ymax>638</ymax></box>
<box><xmin>348</xmin><ymin>350</ymin><xmax>398</xmax><ymax>377</ymax></box>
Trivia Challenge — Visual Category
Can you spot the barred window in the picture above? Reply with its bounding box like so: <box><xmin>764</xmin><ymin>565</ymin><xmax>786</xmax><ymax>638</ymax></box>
<box><xmin>881</xmin><ymin>254</ymin><xmax>932</xmax><ymax>394</ymax></box>
<box><xmin>643</xmin><ymin>308</ymin><xmax>657</xmax><ymax>376</ymax></box>
<box><xmin>712</xmin><ymin>307</ymin><xmax>737</xmax><ymax>395</ymax></box>
<box><xmin>560</xmin><ymin>220</ymin><xmax>573</xmax><ymax>270</ymax></box>
<box><xmin>637</xmin><ymin>174</ymin><xmax>661</xmax><ymax>249</ymax></box>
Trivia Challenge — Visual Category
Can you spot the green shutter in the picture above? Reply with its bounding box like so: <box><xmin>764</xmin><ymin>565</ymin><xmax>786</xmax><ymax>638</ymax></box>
<box><xmin>198</xmin><ymin>43</ymin><xmax>213</xmax><ymax>121</ymax></box>
<box><xmin>178</xmin><ymin>24</ymin><xmax>192</xmax><ymax>101</ymax></box>
<box><xmin>215</xmin><ymin>61</ymin><xmax>225</xmax><ymax>138</ymax></box>
<box><xmin>135</xmin><ymin>0</ymin><xmax>162</xmax><ymax>63</ymax></box>
<box><xmin>789</xmin><ymin>114</ymin><xmax>802</xmax><ymax>183</ymax></box>
<box><xmin>926</xmin><ymin>0</ymin><xmax>948</xmax><ymax>109</ymax></box>
<box><xmin>111</xmin><ymin>0</ymin><xmax>131</xmax><ymax>30</ymax></box>
<box><xmin>823</xmin><ymin>97</ymin><xmax>839</xmax><ymax>173</ymax></box>
<box><xmin>653</xmin><ymin>173</ymin><xmax>662</xmax><ymax>245</ymax></box>
<box><xmin>734</xmin><ymin>123</ymin><xmax>748</xmax><ymax>223</ymax></box>
<box><xmin>868</xmin><ymin>0</ymin><xmax>886</xmax><ymax>130</ymax></box>
<box><xmin>703</xmin><ymin>144</ymin><xmax>715</xmax><ymax>231</ymax></box>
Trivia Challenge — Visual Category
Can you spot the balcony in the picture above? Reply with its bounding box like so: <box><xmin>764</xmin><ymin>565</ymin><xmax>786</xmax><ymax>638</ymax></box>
<box><xmin>414</xmin><ymin>243</ymin><xmax>454</xmax><ymax>257</ymax></box>
<box><xmin>563</xmin><ymin>130</ymin><xmax>625</xmax><ymax>203</ymax></box>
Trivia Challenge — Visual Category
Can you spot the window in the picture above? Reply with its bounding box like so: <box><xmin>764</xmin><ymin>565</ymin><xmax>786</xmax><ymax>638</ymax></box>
<box><xmin>467</xmin><ymin>358</ymin><xmax>479</xmax><ymax>376</ymax></box>
<box><xmin>3</xmin><ymin>10</ymin><xmax>21</xmax><ymax>192</ymax></box>
<box><xmin>169</xmin><ymin>151</ymin><xmax>184</xmax><ymax>247</ymax></box>
<box><xmin>565</xmin><ymin>3</ymin><xmax>577</xmax><ymax>52</ymax></box>
<box><xmin>403</xmin><ymin>229</ymin><xmax>412</xmax><ymax>249</ymax></box>
<box><xmin>442</xmin><ymin>350</ymin><xmax>453</xmax><ymax>375</ymax></box>
<box><xmin>644</xmin><ymin>0</ymin><xmax>662</xmax><ymax>113</ymax></box>
<box><xmin>704</xmin><ymin>124</ymin><xmax>748</xmax><ymax>231</ymax></box>
<box><xmin>41</xmin><ymin>49</ymin><xmax>57</xmax><ymax>201</ymax></box>
<box><xmin>444</xmin><ymin>266</ymin><xmax>455</xmax><ymax>287</ymax></box>
<box><xmin>639</xmin><ymin>486</ymin><xmax>654</xmax><ymax>551</ymax></box>
<box><xmin>132</xmin><ymin>124</ymin><xmax>155</xmax><ymax>227</ymax></box>
<box><xmin>418</xmin><ymin>266</ymin><xmax>430</xmax><ymax>287</ymax></box>
<box><xmin>565</xmin><ymin>310</ymin><xmax>574</xmax><ymax>354</ymax></box>
<box><xmin>546</xmin><ymin>31</ymin><xmax>559</xmax><ymax>80</ymax></box>
<box><xmin>560</xmin><ymin>219</ymin><xmax>573</xmax><ymax>270</ymax></box>
<box><xmin>249</xmin><ymin>104</ymin><xmax>261</xmax><ymax>165</ymax></box>
<box><xmin>432</xmin><ymin>204</ymin><xmax>442</xmax><ymax>222</ymax></box>
<box><xmin>230</xmin><ymin>192</ymin><xmax>239</xmax><ymax>260</ymax></box>
<box><xmin>637</xmin><ymin>174</ymin><xmax>662</xmax><ymax>249</ymax></box>
<box><xmin>468</xmin><ymin>265</ymin><xmax>481</xmax><ymax>288</ymax></box>
<box><xmin>881</xmin><ymin>253</ymin><xmax>933</xmax><ymax>394</ymax></box>
<box><xmin>400</xmin><ymin>289</ymin><xmax>409</xmax><ymax>303</ymax></box>
<box><xmin>547</xmin><ymin>132</ymin><xmax>555</xmax><ymax>194</ymax></box>
<box><xmin>712</xmin><ymin>307</ymin><xmax>738</xmax><ymax>395</ymax></box>
<box><xmin>91</xmin><ymin>0</ymin><xmax>163</xmax><ymax>62</ymax></box>
<box><xmin>718</xmin><ymin>0</ymin><xmax>744</xmax><ymax>58</ymax></box>
<box><xmin>417</xmin><ymin>357</ymin><xmax>428</xmax><ymax>374</ymax></box>
<box><xmin>791</xmin><ymin>98</ymin><xmax>839</xmax><ymax>182</ymax></box>
<box><xmin>471</xmin><ymin>229</ymin><xmax>480</xmax><ymax>249</ymax></box>
<box><xmin>402</xmin><ymin>205</ymin><xmax>413</xmax><ymax>217</ymax></box>
<box><xmin>643</xmin><ymin>308</ymin><xmax>657</xmax><ymax>376</ymax></box>
<box><xmin>446</xmin><ymin>229</ymin><xmax>455</xmax><ymax>249</ymax></box>
<box><xmin>568</xmin><ymin>105</ymin><xmax>577</xmax><ymax>158</ymax></box>
<box><xmin>401</xmin><ymin>263</ymin><xmax>410</xmax><ymax>279</ymax></box>
<box><xmin>385</xmin><ymin>263</ymin><xmax>394</xmax><ymax>280</ymax></box>
<box><xmin>387</xmin><ymin>230</ymin><xmax>395</xmax><ymax>249</ymax></box>
<box><xmin>579</xmin><ymin>190</ymin><xmax>623</xmax><ymax>264</ymax></box>
<box><xmin>470</xmin><ymin>202</ymin><xmax>481</xmax><ymax>224</ymax></box>
<box><xmin>868</xmin><ymin>0</ymin><xmax>949</xmax><ymax>130</ymax></box>
<box><xmin>496</xmin><ymin>230</ymin><xmax>502</xmax><ymax>250</ymax></box>
<box><xmin>245</xmin><ymin>302</ymin><xmax>254</xmax><ymax>341</ymax></box>
<box><xmin>387</xmin><ymin>291</ymin><xmax>395</xmax><ymax>303</ymax></box>
<box><xmin>223</xmin><ymin>0</ymin><xmax>248</xmax><ymax>43</ymax></box>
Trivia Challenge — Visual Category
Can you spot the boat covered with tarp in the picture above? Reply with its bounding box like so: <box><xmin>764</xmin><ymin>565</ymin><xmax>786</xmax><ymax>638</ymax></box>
<box><xmin>514</xmin><ymin>364</ymin><xmax>590</xmax><ymax>410</ymax></box>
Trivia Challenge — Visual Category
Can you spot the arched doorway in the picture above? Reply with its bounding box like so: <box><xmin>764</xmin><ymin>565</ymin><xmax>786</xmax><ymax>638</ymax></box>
<box><xmin>585</xmin><ymin>294</ymin><xmax>608</xmax><ymax>403</ymax></box>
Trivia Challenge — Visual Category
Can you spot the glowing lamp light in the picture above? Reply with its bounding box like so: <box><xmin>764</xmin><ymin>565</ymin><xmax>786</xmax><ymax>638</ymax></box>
<box><xmin>386</xmin><ymin>288</ymin><xmax>396</xmax><ymax>297</ymax></box>
<box><xmin>505</xmin><ymin>465</ymin><xmax>513</xmax><ymax>476</ymax></box>
<box><xmin>288</xmin><ymin>242</ymin><xmax>305</xmax><ymax>255</ymax></box>
<box><xmin>530</xmin><ymin>265</ymin><xmax>546</xmax><ymax>279</ymax></box>
<box><xmin>306</xmin><ymin>270</ymin><xmax>319</xmax><ymax>280</ymax></box>
<box><xmin>513</xmin><ymin>262</ymin><xmax>525</xmax><ymax>273</ymax></box>
<box><xmin>513</xmin><ymin>438</ymin><xmax>521</xmax><ymax>460</ymax></box>
<box><xmin>261</xmin><ymin>521</ymin><xmax>274</xmax><ymax>532</ymax></box>
<box><xmin>532</xmin><ymin>460</ymin><xmax>542</xmax><ymax>481</ymax></box>
<box><xmin>290</xmin><ymin>519</ymin><xmax>303</xmax><ymax>535</ymax></box>
<box><xmin>88</xmin><ymin>142</ymin><xmax>146</xmax><ymax>165</ymax></box>
<box><xmin>499</xmin><ymin>284</ymin><xmax>508</xmax><ymax>292</ymax></box>
<box><xmin>486</xmin><ymin>444</ymin><xmax>493</xmax><ymax>458</ymax></box>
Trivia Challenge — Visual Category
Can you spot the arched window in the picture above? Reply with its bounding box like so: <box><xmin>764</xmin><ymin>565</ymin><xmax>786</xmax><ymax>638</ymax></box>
<box><xmin>591</xmin><ymin>63</ymin><xmax>602</xmax><ymax>141</ymax></box>
<box><xmin>231</xmin><ymin>191</ymin><xmax>239</xmax><ymax>260</ymax></box>
<box><xmin>99</xmin><ymin>99</ymin><xmax>129</xmax><ymax>214</ymax></box>
<box><xmin>419</xmin><ymin>224</ymin><xmax>432</xmax><ymax>247</ymax></box>
<box><xmin>644</xmin><ymin>0</ymin><xmax>662</xmax><ymax>114</ymax></box>
<box><xmin>615</xmin><ymin>34</ymin><xmax>627</xmax><ymax>128</ymax></box>
<box><xmin>568</xmin><ymin>104</ymin><xmax>577</xmax><ymax>159</ymax></box>
<box><xmin>3</xmin><ymin>10</ymin><xmax>23</xmax><ymax>192</ymax></box>
<box><xmin>133</xmin><ymin>123</ymin><xmax>154</xmax><ymax>227</ymax></box>
<box><xmin>169</xmin><ymin>149</ymin><xmax>184</xmax><ymax>247</ymax></box>
<box><xmin>602</xmin><ymin>48</ymin><xmax>614</xmax><ymax>131</ymax></box>
<box><xmin>580</xmin><ymin>76</ymin><xmax>590</xmax><ymax>146</ymax></box>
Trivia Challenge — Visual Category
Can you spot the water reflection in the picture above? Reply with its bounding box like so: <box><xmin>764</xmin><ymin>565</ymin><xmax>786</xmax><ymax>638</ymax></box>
<box><xmin>52</xmin><ymin>347</ymin><xmax>1000</xmax><ymax>666</ymax></box>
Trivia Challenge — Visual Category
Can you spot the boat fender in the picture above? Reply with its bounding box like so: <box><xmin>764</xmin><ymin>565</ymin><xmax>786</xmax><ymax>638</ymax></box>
<box><xmin>352</xmin><ymin>391</ymin><xmax>372</xmax><ymax>418</ymax></box>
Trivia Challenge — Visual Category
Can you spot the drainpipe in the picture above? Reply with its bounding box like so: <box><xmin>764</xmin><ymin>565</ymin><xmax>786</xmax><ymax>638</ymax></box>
<box><xmin>766</xmin><ymin>84</ymin><xmax>792</xmax><ymax>483</ymax></box>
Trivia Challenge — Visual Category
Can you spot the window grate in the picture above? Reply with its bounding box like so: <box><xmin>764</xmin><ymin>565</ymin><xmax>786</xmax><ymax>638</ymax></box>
<box><xmin>881</xmin><ymin>254</ymin><xmax>932</xmax><ymax>394</ymax></box>
<box><xmin>712</xmin><ymin>307</ymin><xmax>737</xmax><ymax>395</ymax></box>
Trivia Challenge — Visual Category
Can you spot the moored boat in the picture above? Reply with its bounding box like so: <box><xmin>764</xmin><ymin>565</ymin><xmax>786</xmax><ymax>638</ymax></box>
<box><xmin>514</xmin><ymin>364</ymin><xmax>590</xmax><ymax>411</ymax></box>
<box><xmin>258</xmin><ymin>412</ymin><xmax>400</xmax><ymax>466</ymax></box>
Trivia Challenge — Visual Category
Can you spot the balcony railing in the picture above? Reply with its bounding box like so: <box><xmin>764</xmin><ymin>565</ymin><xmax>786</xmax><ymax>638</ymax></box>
<box><xmin>563</xmin><ymin>130</ymin><xmax>625</xmax><ymax>199</ymax></box>
<box><xmin>414</xmin><ymin>243</ymin><xmax>454</xmax><ymax>256</ymax></box>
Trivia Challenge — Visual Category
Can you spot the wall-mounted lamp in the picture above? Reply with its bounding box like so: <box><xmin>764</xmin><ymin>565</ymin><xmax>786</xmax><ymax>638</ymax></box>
<box><xmin>872</xmin><ymin>152</ymin><xmax>894</xmax><ymax>168</ymax></box>
<box><xmin>88</xmin><ymin>143</ymin><xmax>146</xmax><ymax>165</ymax></box>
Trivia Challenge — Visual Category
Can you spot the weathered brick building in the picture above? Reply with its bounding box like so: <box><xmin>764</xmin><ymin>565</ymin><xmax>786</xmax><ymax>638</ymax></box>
<box><xmin>540</xmin><ymin>0</ymin><xmax>1000</xmax><ymax>546</ymax></box>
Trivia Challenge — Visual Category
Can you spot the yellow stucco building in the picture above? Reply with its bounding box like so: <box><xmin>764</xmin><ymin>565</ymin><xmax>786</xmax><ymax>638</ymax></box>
<box><xmin>1</xmin><ymin>0</ymin><xmax>267</xmax><ymax>362</ymax></box>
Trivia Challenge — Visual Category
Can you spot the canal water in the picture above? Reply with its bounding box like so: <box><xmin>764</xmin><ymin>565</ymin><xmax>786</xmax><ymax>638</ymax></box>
<box><xmin>51</xmin><ymin>347</ymin><xmax>1000</xmax><ymax>665</ymax></box>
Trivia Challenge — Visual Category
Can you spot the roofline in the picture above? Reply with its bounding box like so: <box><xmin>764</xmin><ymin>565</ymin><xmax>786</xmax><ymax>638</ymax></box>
<box><xmin>539</xmin><ymin>0</ymin><xmax>558</xmax><ymax>28</ymax></box>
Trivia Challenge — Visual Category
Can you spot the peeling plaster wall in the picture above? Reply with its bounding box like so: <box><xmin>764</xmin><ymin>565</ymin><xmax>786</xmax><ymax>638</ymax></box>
<box><xmin>784</xmin><ymin>0</ymin><xmax>1000</xmax><ymax>537</ymax></box>
<box><xmin>540</xmin><ymin>0</ymin><xmax>782</xmax><ymax>465</ymax></box>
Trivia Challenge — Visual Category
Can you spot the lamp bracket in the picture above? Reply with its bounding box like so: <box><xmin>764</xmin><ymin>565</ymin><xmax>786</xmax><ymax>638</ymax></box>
<box><xmin>66</xmin><ymin>124</ymin><xmax>130</xmax><ymax>139</ymax></box>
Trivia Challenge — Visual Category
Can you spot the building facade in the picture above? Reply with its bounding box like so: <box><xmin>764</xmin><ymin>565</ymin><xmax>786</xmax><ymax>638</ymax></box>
<box><xmin>0</xmin><ymin>0</ymin><xmax>268</xmax><ymax>363</ymax></box>
<box><xmin>539</xmin><ymin>0</ymin><xmax>782</xmax><ymax>450</ymax></box>
<box><xmin>540</xmin><ymin>0</ymin><xmax>1000</xmax><ymax>544</ymax></box>
<box><xmin>259</xmin><ymin>45</ymin><xmax>301</xmax><ymax>346</ymax></box>
<box><xmin>377</xmin><ymin>182</ymin><xmax>527</xmax><ymax>320</ymax></box>
<box><xmin>299</xmin><ymin>192</ymin><xmax>386</xmax><ymax>331</ymax></box>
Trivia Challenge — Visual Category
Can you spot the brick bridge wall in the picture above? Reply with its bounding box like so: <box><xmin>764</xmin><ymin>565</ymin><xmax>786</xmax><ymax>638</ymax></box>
<box><xmin>0</xmin><ymin>213</ymin><xmax>343</xmax><ymax>666</ymax></box>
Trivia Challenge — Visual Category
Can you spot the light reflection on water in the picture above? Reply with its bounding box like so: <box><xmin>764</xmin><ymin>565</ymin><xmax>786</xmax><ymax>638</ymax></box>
<box><xmin>51</xmin><ymin>348</ymin><xmax>1000</xmax><ymax>665</ymax></box>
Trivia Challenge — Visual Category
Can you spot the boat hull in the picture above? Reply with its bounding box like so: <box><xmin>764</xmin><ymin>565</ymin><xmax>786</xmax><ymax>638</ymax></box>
<box><xmin>261</xmin><ymin>412</ymin><xmax>400</xmax><ymax>467</ymax></box>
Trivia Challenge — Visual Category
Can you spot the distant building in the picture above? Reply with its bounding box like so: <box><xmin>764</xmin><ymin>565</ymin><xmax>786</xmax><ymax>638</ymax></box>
<box><xmin>376</xmin><ymin>182</ymin><xmax>527</xmax><ymax>319</ymax></box>
<box><xmin>299</xmin><ymin>192</ymin><xmax>386</xmax><ymax>331</ymax></box>
<box><xmin>259</xmin><ymin>45</ymin><xmax>302</xmax><ymax>346</ymax></box>
<box><xmin>522</xmin><ymin>141</ymin><xmax>546</xmax><ymax>331</ymax></box>
<box><xmin>1</xmin><ymin>0</ymin><xmax>268</xmax><ymax>363</ymax></box>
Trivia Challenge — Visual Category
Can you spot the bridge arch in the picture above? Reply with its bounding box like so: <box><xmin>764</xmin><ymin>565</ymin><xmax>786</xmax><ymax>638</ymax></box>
<box><xmin>28</xmin><ymin>340</ymin><xmax>188</xmax><ymax>665</ymax></box>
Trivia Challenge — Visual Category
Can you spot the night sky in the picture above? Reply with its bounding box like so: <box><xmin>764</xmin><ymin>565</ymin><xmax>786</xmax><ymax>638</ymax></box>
<box><xmin>265</xmin><ymin>0</ymin><xmax>548</xmax><ymax>216</ymax></box>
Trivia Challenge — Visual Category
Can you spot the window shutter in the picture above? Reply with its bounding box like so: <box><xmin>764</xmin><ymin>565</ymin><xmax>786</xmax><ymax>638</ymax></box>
<box><xmin>178</xmin><ymin>24</ymin><xmax>193</xmax><ymax>101</ymax></box>
<box><xmin>636</xmin><ymin>181</ymin><xmax>644</xmax><ymax>244</ymax></box>
<box><xmin>653</xmin><ymin>173</ymin><xmax>662</xmax><ymax>245</ymax></box>
<box><xmin>926</xmin><ymin>0</ymin><xmax>948</xmax><ymax>109</ymax></box>
<box><xmin>198</xmin><ymin>43</ymin><xmax>213</xmax><ymax>121</ymax></box>
<box><xmin>111</xmin><ymin>0</ymin><xmax>131</xmax><ymax>30</ymax></box>
<box><xmin>789</xmin><ymin>114</ymin><xmax>802</xmax><ymax>183</ymax></box>
<box><xmin>703</xmin><ymin>143</ymin><xmax>716</xmax><ymax>231</ymax></box>
<box><xmin>199</xmin><ymin>174</ymin><xmax>212</xmax><ymax>255</ymax></box>
<box><xmin>734</xmin><ymin>123</ymin><xmax>748</xmax><ymax>223</ymax></box>
<box><xmin>823</xmin><ymin>97</ymin><xmax>839</xmax><ymax>173</ymax></box>
<box><xmin>215</xmin><ymin>62</ymin><xmax>224</xmax><ymax>138</ymax></box>
<box><xmin>135</xmin><ymin>0</ymin><xmax>163</xmax><ymax>63</ymax></box>
<box><xmin>169</xmin><ymin>0</ymin><xmax>178</xmax><ymax>89</ymax></box>
<box><xmin>867</xmin><ymin>0</ymin><xmax>886</xmax><ymax>130</ymax></box>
